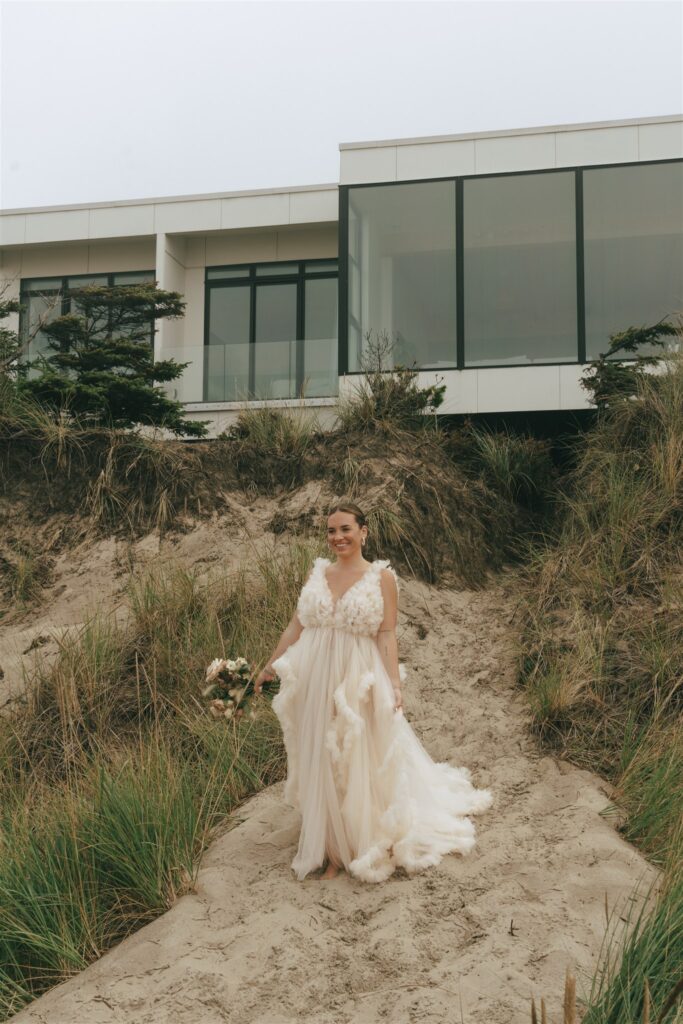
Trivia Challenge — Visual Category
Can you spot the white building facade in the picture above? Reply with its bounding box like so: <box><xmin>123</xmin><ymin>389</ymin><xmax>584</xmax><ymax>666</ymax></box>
<box><xmin>1</xmin><ymin>114</ymin><xmax>682</xmax><ymax>435</ymax></box>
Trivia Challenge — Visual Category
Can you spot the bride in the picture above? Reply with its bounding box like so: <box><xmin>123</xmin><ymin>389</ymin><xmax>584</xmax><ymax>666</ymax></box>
<box><xmin>254</xmin><ymin>501</ymin><xmax>493</xmax><ymax>883</ymax></box>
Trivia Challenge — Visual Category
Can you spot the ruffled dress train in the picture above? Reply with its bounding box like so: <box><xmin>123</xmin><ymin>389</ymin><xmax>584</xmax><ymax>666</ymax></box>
<box><xmin>271</xmin><ymin>557</ymin><xmax>493</xmax><ymax>884</ymax></box>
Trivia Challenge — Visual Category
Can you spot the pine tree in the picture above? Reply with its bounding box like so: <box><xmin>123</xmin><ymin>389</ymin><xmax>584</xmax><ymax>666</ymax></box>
<box><xmin>19</xmin><ymin>280</ymin><xmax>209</xmax><ymax>437</ymax></box>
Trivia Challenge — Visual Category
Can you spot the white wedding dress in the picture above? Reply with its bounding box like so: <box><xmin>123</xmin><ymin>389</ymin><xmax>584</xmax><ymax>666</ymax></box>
<box><xmin>271</xmin><ymin>557</ymin><xmax>493</xmax><ymax>883</ymax></box>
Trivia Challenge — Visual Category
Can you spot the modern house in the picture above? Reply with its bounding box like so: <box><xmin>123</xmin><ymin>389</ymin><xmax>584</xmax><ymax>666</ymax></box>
<box><xmin>1</xmin><ymin>113</ymin><xmax>682</xmax><ymax>436</ymax></box>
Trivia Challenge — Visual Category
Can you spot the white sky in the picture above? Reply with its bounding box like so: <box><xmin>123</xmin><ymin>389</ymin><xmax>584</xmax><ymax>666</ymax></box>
<box><xmin>1</xmin><ymin>0</ymin><xmax>681</xmax><ymax>210</ymax></box>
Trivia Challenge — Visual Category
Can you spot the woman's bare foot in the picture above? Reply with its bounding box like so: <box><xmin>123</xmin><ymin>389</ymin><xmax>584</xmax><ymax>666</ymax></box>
<box><xmin>319</xmin><ymin>859</ymin><xmax>342</xmax><ymax>879</ymax></box>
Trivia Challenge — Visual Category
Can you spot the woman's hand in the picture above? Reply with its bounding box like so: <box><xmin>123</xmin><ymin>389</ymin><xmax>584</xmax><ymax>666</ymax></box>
<box><xmin>393</xmin><ymin>686</ymin><xmax>403</xmax><ymax>713</ymax></box>
<box><xmin>254</xmin><ymin>665</ymin><xmax>277</xmax><ymax>696</ymax></box>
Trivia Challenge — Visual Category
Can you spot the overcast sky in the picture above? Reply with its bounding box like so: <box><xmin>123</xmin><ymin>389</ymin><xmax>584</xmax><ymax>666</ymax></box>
<box><xmin>1</xmin><ymin>0</ymin><xmax>681</xmax><ymax>211</ymax></box>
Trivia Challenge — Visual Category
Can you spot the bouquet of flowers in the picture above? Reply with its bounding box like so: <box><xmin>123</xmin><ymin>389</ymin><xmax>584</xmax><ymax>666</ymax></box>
<box><xmin>201</xmin><ymin>656</ymin><xmax>278</xmax><ymax>722</ymax></box>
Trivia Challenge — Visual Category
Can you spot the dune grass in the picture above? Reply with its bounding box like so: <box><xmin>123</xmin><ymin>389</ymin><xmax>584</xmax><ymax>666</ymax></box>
<box><xmin>0</xmin><ymin>541</ymin><xmax>320</xmax><ymax>1019</ymax></box>
<box><xmin>516</xmin><ymin>352</ymin><xmax>683</xmax><ymax>1022</ymax></box>
<box><xmin>2</xmin><ymin>355</ymin><xmax>682</xmax><ymax>1020</ymax></box>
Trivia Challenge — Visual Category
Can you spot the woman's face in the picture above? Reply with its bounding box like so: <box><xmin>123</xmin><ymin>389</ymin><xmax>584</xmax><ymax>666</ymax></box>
<box><xmin>327</xmin><ymin>511</ymin><xmax>367</xmax><ymax>558</ymax></box>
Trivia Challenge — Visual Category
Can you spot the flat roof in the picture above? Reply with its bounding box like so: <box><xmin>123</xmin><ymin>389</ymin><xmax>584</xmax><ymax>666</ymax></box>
<box><xmin>0</xmin><ymin>181</ymin><xmax>338</xmax><ymax>218</ymax></box>
<box><xmin>2</xmin><ymin>113</ymin><xmax>681</xmax><ymax>218</ymax></box>
<box><xmin>339</xmin><ymin>112</ymin><xmax>683</xmax><ymax>149</ymax></box>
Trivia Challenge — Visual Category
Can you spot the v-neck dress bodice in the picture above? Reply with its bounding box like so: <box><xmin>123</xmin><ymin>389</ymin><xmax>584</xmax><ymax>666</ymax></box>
<box><xmin>271</xmin><ymin>555</ymin><xmax>494</xmax><ymax>883</ymax></box>
<box><xmin>295</xmin><ymin>557</ymin><xmax>391</xmax><ymax>635</ymax></box>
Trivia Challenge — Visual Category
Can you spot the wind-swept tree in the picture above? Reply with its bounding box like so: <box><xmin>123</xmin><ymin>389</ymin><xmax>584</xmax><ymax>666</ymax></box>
<box><xmin>19</xmin><ymin>280</ymin><xmax>208</xmax><ymax>437</ymax></box>
<box><xmin>580</xmin><ymin>317</ymin><xmax>681</xmax><ymax>408</ymax></box>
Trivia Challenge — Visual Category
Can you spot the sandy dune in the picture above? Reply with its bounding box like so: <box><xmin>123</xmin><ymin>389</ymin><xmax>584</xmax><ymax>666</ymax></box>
<box><xmin>7</xmin><ymin>568</ymin><xmax>659</xmax><ymax>1024</ymax></box>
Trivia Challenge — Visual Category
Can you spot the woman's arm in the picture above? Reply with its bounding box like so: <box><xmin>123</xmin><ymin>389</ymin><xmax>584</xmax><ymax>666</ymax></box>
<box><xmin>267</xmin><ymin>610</ymin><xmax>304</xmax><ymax>669</ymax></box>
<box><xmin>255</xmin><ymin>560</ymin><xmax>317</xmax><ymax>694</ymax></box>
<box><xmin>254</xmin><ymin>609</ymin><xmax>304</xmax><ymax>694</ymax></box>
<box><xmin>375</xmin><ymin>569</ymin><xmax>403</xmax><ymax>711</ymax></box>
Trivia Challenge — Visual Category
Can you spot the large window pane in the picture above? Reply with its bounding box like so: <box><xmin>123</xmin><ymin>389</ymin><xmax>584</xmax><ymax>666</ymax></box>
<box><xmin>22</xmin><ymin>277</ymin><xmax>62</xmax><ymax>290</ymax></box>
<box><xmin>255</xmin><ymin>263</ymin><xmax>299</xmax><ymax>277</ymax></box>
<box><xmin>205</xmin><ymin>261</ymin><xmax>338</xmax><ymax>402</ymax></box>
<box><xmin>112</xmin><ymin>271</ymin><xmax>155</xmax><ymax>285</ymax></box>
<box><xmin>584</xmin><ymin>161</ymin><xmax>683</xmax><ymax>360</ymax></box>
<box><xmin>304</xmin><ymin>276</ymin><xmax>338</xmax><ymax>397</ymax></box>
<box><xmin>254</xmin><ymin>283</ymin><xmax>298</xmax><ymax>399</ymax></box>
<box><xmin>22</xmin><ymin>291</ymin><xmax>63</xmax><ymax>366</ymax></box>
<box><xmin>305</xmin><ymin>260</ymin><xmax>338</xmax><ymax>274</ymax></box>
<box><xmin>464</xmin><ymin>171</ymin><xmax>577</xmax><ymax>366</ymax></box>
<box><xmin>347</xmin><ymin>182</ymin><xmax>457</xmax><ymax>371</ymax></box>
<box><xmin>206</xmin><ymin>285</ymin><xmax>250</xmax><ymax>402</ymax></box>
<box><xmin>206</xmin><ymin>267</ymin><xmax>249</xmax><ymax>280</ymax></box>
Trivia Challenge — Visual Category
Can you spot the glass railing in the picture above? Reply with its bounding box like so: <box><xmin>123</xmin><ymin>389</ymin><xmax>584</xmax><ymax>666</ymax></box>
<box><xmin>160</xmin><ymin>338</ymin><xmax>339</xmax><ymax>403</ymax></box>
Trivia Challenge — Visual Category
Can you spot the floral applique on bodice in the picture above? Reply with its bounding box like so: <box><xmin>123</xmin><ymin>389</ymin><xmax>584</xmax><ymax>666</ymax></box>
<box><xmin>296</xmin><ymin>557</ymin><xmax>399</xmax><ymax>636</ymax></box>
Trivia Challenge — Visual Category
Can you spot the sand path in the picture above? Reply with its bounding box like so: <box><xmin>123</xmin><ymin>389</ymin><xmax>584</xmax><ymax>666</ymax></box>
<box><xmin>8</xmin><ymin>573</ymin><xmax>660</xmax><ymax>1024</ymax></box>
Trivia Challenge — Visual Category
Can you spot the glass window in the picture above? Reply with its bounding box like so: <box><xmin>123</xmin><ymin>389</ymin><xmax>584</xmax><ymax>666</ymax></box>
<box><xmin>21</xmin><ymin>291</ymin><xmax>63</xmax><ymax>365</ymax></box>
<box><xmin>205</xmin><ymin>260</ymin><xmax>338</xmax><ymax>401</ymax></box>
<box><xmin>464</xmin><ymin>171</ymin><xmax>577</xmax><ymax>366</ymax></box>
<box><xmin>20</xmin><ymin>272</ymin><xmax>156</xmax><ymax>363</ymax></box>
<box><xmin>254</xmin><ymin>283</ymin><xmax>298</xmax><ymax>399</ymax></box>
<box><xmin>67</xmin><ymin>274</ymin><xmax>108</xmax><ymax>289</ymax></box>
<box><xmin>206</xmin><ymin>285</ymin><xmax>250</xmax><ymax>402</ymax></box>
<box><xmin>22</xmin><ymin>277</ymin><xmax>63</xmax><ymax>291</ymax></box>
<box><xmin>112</xmin><ymin>271</ymin><xmax>155</xmax><ymax>285</ymax></box>
<box><xmin>347</xmin><ymin>182</ymin><xmax>457</xmax><ymax>371</ymax></box>
<box><xmin>305</xmin><ymin>260</ymin><xmax>338</xmax><ymax>274</ymax></box>
<box><xmin>584</xmin><ymin>161</ymin><xmax>683</xmax><ymax>360</ymax></box>
<box><xmin>255</xmin><ymin>263</ymin><xmax>299</xmax><ymax>277</ymax></box>
<box><xmin>206</xmin><ymin>267</ymin><xmax>249</xmax><ymax>280</ymax></box>
<box><xmin>304</xmin><ymin>276</ymin><xmax>338</xmax><ymax>397</ymax></box>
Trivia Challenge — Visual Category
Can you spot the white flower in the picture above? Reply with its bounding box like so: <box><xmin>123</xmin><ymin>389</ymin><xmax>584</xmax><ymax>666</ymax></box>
<box><xmin>226</xmin><ymin>659</ymin><xmax>237</xmax><ymax>672</ymax></box>
<box><xmin>224</xmin><ymin>706</ymin><xmax>234</xmax><ymax>719</ymax></box>
<box><xmin>236</xmin><ymin>657</ymin><xmax>248</xmax><ymax>667</ymax></box>
<box><xmin>205</xmin><ymin>658</ymin><xmax>227</xmax><ymax>682</ymax></box>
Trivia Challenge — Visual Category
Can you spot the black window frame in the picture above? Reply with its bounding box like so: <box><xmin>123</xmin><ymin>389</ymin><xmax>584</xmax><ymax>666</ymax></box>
<box><xmin>18</xmin><ymin>270</ymin><xmax>157</xmax><ymax>358</ymax></box>
<box><xmin>204</xmin><ymin>257</ymin><xmax>338</xmax><ymax>402</ymax></box>
<box><xmin>339</xmin><ymin>157</ymin><xmax>683</xmax><ymax>374</ymax></box>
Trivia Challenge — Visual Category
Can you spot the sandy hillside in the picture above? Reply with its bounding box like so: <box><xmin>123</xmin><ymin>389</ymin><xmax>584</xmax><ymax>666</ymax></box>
<box><xmin>4</xmin><ymin>526</ymin><xmax>660</xmax><ymax>1024</ymax></box>
<box><xmin>0</xmin><ymin>491</ymin><xmax>269</xmax><ymax>706</ymax></box>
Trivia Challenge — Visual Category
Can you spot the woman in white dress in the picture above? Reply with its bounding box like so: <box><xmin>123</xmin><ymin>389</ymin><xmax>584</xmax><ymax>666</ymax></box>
<box><xmin>254</xmin><ymin>501</ymin><xmax>493</xmax><ymax>883</ymax></box>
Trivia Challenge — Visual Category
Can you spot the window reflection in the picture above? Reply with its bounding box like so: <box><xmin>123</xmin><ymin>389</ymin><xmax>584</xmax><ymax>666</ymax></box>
<box><xmin>463</xmin><ymin>171</ymin><xmax>577</xmax><ymax>365</ymax></box>
<box><xmin>205</xmin><ymin>260</ymin><xmax>338</xmax><ymax>401</ymax></box>
<box><xmin>584</xmin><ymin>161</ymin><xmax>683</xmax><ymax>360</ymax></box>
<box><xmin>347</xmin><ymin>182</ymin><xmax>457</xmax><ymax>371</ymax></box>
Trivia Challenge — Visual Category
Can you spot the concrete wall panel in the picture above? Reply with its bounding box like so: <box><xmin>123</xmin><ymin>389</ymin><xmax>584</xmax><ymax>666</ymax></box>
<box><xmin>289</xmin><ymin>188</ymin><xmax>338</xmax><ymax>223</ymax></box>
<box><xmin>340</xmin><ymin>146</ymin><xmax>397</xmax><ymax>185</ymax></box>
<box><xmin>477</xmin><ymin>365</ymin><xmax>561</xmax><ymax>412</ymax></box>
<box><xmin>220</xmin><ymin>193</ymin><xmax>290</xmax><ymax>229</ymax></box>
<box><xmin>89</xmin><ymin>204</ymin><xmax>155</xmax><ymax>238</ymax></box>
<box><xmin>205</xmin><ymin>230</ymin><xmax>277</xmax><ymax>266</ymax></box>
<box><xmin>556</xmin><ymin>125</ymin><xmax>639</xmax><ymax>168</ymax></box>
<box><xmin>638</xmin><ymin>120</ymin><xmax>683</xmax><ymax>161</ymax></box>
<box><xmin>396</xmin><ymin>140</ymin><xmax>475</xmax><ymax>181</ymax></box>
<box><xmin>25</xmin><ymin>209</ymin><xmax>90</xmax><ymax>245</ymax></box>
<box><xmin>474</xmin><ymin>132</ymin><xmax>556</xmax><ymax>175</ymax></box>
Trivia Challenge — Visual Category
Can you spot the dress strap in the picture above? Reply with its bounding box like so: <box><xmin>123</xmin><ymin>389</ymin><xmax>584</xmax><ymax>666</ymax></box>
<box><xmin>373</xmin><ymin>558</ymin><xmax>400</xmax><ymax>592</ymax></box>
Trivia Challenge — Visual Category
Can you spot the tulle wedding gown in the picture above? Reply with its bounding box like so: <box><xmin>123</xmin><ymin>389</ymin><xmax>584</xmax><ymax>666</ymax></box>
<box><xmin>271</xmin><ymin>557</ymin><xmax>494</xmax><ymax>883</ymax></box>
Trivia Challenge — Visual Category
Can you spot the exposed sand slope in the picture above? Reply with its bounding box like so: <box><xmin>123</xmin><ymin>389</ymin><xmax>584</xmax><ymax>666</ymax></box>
<box><xmin>9</xmin><ymin>571</ymin><xmax>659</xmax><ymax>1024</ymax></box>
<box><xmin>0</xmin><ymin>492</ymin><xmax>258</xmax><ymax>706</ymax></box>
